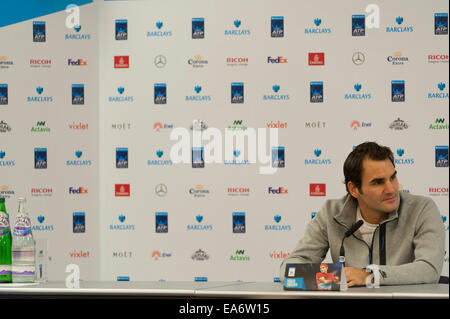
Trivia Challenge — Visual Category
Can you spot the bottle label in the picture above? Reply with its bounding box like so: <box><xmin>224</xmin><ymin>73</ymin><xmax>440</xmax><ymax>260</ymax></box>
<box><xmin>0</xmin><ymin>265</ymin><xmax>12</xmax><ymax>276</ymax></box>
<box><xmin>13</xmin><ymin>215</ymin><xmax>31</xmax><ymax>237</ymax></box>
<box><xmin>0</xmin><ymin>212</ymin><xmax>10</xmax><ymax>236</ymax></box>
<box><xmin>12</xmin><ymin>265</ymin><xmax>35</xmax><ymax>276</ymax></box>
<box><xmin>12</xmin><ymin>250</ymin><xmax>35</xmax><ymax>261</ymax></box>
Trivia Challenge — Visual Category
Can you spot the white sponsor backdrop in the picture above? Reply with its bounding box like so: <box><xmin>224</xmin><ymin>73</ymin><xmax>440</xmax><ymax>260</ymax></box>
<box><xmin>1</xmin><ymin>0</ymin><xmax>448</xmax><ymax>282</ymax></box>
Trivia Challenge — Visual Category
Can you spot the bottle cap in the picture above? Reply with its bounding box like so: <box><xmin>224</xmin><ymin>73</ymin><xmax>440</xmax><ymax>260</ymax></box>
<box><xmin>18</xmin><ymin>197</ymin><xmax>26</xmax><ymax>203</ymax></box>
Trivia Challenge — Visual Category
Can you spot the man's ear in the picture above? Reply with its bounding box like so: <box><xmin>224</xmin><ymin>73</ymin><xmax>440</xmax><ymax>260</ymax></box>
<box><xmin>347</xmin><ymin>181</ymin><xmax>361</xmax><ymax>199</ymax></box>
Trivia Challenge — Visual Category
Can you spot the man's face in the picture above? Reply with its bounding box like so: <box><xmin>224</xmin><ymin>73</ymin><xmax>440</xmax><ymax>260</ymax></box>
<box><xmin>320</xmin><ymin>266</ymin><xmax>328</xmax><ymax>273</ymax></box>
<box><xmin>354</xmin><ymin>157</ymin><xmax>400</xmax><ymax>216</ymax></box>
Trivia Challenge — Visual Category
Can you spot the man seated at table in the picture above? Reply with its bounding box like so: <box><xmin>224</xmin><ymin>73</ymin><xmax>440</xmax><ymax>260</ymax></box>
<box><xmin>280</xmin><ymin>142</ymin><xmax>445</xmax><ymax>287</ymax></box>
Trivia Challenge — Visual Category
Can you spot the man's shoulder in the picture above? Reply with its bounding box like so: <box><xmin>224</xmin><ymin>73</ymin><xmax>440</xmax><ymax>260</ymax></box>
<box><xmin>319</xmin><ymin>195</ymin><xmax>354</xmax><ymax>217</ymax></box>
<box><xmin>398</xmin><ymin>192</ymin><xmax>440</xmax><ymax>216</ymax></box>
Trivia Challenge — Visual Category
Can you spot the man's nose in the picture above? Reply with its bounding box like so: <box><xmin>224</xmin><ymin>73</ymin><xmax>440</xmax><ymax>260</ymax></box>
<box><xmin>384</xmin><ymin>180</ymin><xmax>396</xmax><ymax>194</ymax></box>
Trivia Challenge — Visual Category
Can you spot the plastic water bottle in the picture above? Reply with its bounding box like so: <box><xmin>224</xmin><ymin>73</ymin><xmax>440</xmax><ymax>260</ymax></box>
<box><xmin>0</xmin><ymin>197</ymin><xmax>12</xmax><ymax>283</ymax></box>
<box><xmin>11</xmin><ymin>197</ymin><xmax>36</xmax><ymax>283</ymax></box>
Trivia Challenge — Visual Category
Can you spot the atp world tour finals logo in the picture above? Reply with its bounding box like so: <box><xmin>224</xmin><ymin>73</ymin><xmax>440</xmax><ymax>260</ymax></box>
<box><xmin>391</xmin><ymin>80</ymin><xmax>405</xmax><ymax>102</ymax></box>
<box><xmin>33</xmin><ymin>21</ymin><xmax>46</xmax><ymax>42</ymax></box>
<box><xmin>154</xmin><ymin>83</ymin><xmax>167</xmax><ymax>104</ymax></box>
<box><xmin>435</xmin><ymin>13</ymin><xmax>448</xmax><ymax>35</ymax></box>
<box><xmin>271</xmin><ymin>16</ymin><xmax>284</xmax><ymax>37</ymax></box>
<box><xmin>232</xmin><ymin>212</ymin><xmax>246</xmax><ymax>233</ymax></box>
<box><xmin>115</xmin><ymin>19</ymin><xmax>128</xmax><ymax>40</ymax></box>
<box><xmin>192</xmin><ymin>18</ymin><xmax>205</xmax><ymax>39</ymax></box>
<box><xmin>0</xmin><ymin>84</ymin><xmax>7</xmax><ymax>105</ymax></box>
<box><xmin>231</xmin><ymin>82</ymin><xmax>244</xmax><ymax>104</ymax></box>
<box><xmin>352</xmin><ymin>15</ymin><xmax>365</xmax><ymax>36</ymax></box>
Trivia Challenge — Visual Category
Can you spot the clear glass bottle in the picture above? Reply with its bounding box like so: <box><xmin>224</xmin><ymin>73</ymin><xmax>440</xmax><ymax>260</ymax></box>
<box><xmin>11</xmin><ymin>197</ymin><xmax>36</xmax><ymax>283</ymax></box>
<box><xmin>0</xmin><ymin>197</ymin><xmax>12</xmax><ymax>283</ymax></box>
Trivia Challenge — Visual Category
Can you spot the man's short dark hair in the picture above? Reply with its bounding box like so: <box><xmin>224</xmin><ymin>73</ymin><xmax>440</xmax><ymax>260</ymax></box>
<box><xmin>343</xmin><ymin>142</ymin><xmax>395</xmax><ymax>197</ymax></box>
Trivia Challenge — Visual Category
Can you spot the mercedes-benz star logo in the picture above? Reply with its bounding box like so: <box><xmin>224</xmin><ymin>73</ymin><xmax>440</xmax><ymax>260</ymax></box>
<box><xmin>155</xmin><ymin>183</ymin><xmax>168</xmax><ymax>197</ymax></box>
<box><xmin>352</xmin><ymin>52</ymin><xmax>365</xmax><ymax>65</ymax></box>
<box><xmin>154</xmin><ymin>55</ymin><xmax>167</xmax><ymax>68</ymax></box>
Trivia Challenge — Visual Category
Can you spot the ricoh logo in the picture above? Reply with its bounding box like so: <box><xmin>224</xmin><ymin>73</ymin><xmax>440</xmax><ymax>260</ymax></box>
<box><xmin>29</xmin><ymin>59</ymin><xmax>51</xmax><ymax>68</ymax></box>
<box><xmin>227</xmin><ymin>187</ymin><xmax>250</xmax><ymax>196</ymax></box>
<box><xmin>31</xmin><ymin>188</ymin><xmax>52</xmax><ymax>197</ymax></box>
<box><xmin>427</xmin><ymin>54</ymin><xmax>449</xmax><ymax>64</ymax></box>
<box><xmin>429</xmin><ymin>187</ymin><xmax>449</xmax><ymax>196</ymax></box>
<box><xmin>226</xmin><ymin>57</ymin><xmax>248</xmax><ymax>67</ymax></box>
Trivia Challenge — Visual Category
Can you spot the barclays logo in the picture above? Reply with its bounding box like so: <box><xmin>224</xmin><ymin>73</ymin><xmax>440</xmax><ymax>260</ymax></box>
<box><xmin>186</xmin><ymin>215</ymin><xmax>213</xmax><ymax>231</ymax></box>
<box><xmin>305</xmin><ymin>18</ymin><xmax>331</xmax><ymax>34</ymax></box>
<box><xmin>148</xmin><ymin>149</ymin><xmax>173</xmax><ymax>166</ymax></box>
<box><xmin>344</xmin><ymin>83</ymin><xmax>372</xmax><ymax>100</ymax></box>
<box><xmin>264</xmin><ymin>215</ymin><xmax>291</xmax><ymax>231</ymax></box>
<box><xmin>108</xmin><ymin>87</ymin><xmax>134</xmax><ymax>102</ymax></box>
<box><xmin>225</xmin><ymin>19</ymin><xmax>251</xmax><ymax>36</ymax></box>
<box><xmin>32</xmin><ymin>215</ymin><xmax>54</xmax><ymax>231</ymax></box>
<box><xmin>224</xmin><ymin>149</ymin><xmax>250</xmax><ymax>165</ymax></box>
<box><xmin>27</xmin><ymin>86</ymin><xmax>53</xmax><ymax>103</ymax></box>
<box><xmin>394</xmin><ymin>148</ymin><xmax>415</xmax><ymax>165</ymax></box>
<box><xmin>0</xmin><ymin>150</ymin><xmax>15</xmax><ymax>167</ymax></box>
<box><xmin>185</xmin><ymin>85</ymin><xmax>211</xmax><ymax>102</ymax></box>
<box><xmin>110</xmin><ymin>214</ymin><xmax>135</xmax><ymax>231</ymax></box>
<box><xmin>66</xmin><ymin>150</ymin><xmax>92</xmax><ymax>166</ymax></box>
<box><xmin>428</xmin><ymin>82</ymin><xmax>449</xmax><ymax>99</ymax></box>
<box><xmin>386</xmin><ymin>16</ymin><xmax>414</xmax><ymax>32</ymax></box>
<box><xmin>65</xmin><ymin>24</ymin><xmax>91</xmax><ymax>40</ymax></box>
<box><xmin>263</xmin><ymin>84</ymin><xmax>290</xmax><ymax>101</ymax></box>
<box><xmin>147</xmin><ymin>21</ymin><xmax>173</xmax><ymax>37</ymax></box>
<box><xmin>304</xmin><ymin>149</ymin><xmax>331</xmax><ymax>165</ymax></box>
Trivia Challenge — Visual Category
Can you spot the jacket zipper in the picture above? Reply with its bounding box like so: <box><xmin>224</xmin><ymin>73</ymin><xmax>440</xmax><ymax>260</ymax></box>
<box><xmin>333</xmin><ymin>218</ymin><xmax>395</xmax><ymax>265</ymax></box>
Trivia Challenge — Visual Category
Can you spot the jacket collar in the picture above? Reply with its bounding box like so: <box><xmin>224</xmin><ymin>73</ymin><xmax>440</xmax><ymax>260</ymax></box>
<box><xmin>334</xmin><ymin>194</ymin><xmax>401</xmax><ymax>229</ymax></box>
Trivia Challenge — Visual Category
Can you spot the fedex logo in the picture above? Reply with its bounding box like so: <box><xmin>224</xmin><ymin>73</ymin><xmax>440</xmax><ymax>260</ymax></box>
<box><xmin>268</xmin><ymin>187</ymin><xmax>288</xmax><ymax>194</ymax></box>
<box><xmin>267</xmin><ymin>56</ymin><xmax>288</xmax><ymax>64</ymax></box>
<box><xmin>69</xmin><ymin>187</ymin><xmax>88</xmax><ymax>194</ymax></box>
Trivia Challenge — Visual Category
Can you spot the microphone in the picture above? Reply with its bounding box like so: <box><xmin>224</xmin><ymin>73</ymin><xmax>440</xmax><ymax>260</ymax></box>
<box><xmin>339</xmin><ymin>220</ymin><xmax>364</xmax><ymax>266</ymax></box>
